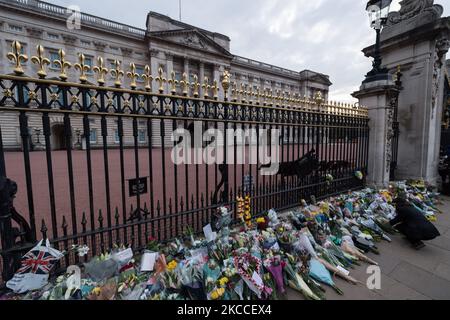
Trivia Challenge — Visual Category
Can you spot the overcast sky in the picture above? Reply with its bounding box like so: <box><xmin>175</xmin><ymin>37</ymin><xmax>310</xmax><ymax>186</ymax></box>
<box><xmin>47</xmin><ymin>0</ymin><xmax>447</xmax><ymax>102</ymax></box>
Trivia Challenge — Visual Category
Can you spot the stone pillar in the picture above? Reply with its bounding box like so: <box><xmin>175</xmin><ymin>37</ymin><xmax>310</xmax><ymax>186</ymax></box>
<box><xmin>149</xmin><ymin>49</ymin><xmax>160</xmax><ymax>90</ymax></box>
<box><xmin>183</xmin><ymin>57</ymin><xmax>190</xmax><ymax>76</ymax></box>
<box><xmin>199</xmin><ymin>62</ymin><xmax>205</xmax><ymax>96</ymax></box>
<box><xmin>165</xmin><ymin>52</ymin><xmax>174</xmax><ymax>74</ymax></box>
<box><xmin>353</xmin><ymin>80</ymin><xmax>400</xmax><ymax>187</ymax></box>
<box><xmin>362</xmin><ymin>0</ymin><xmax>450</xmax><ymax>184</ymax></box>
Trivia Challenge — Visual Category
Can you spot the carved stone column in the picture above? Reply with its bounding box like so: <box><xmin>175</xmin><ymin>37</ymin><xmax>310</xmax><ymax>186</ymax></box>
<box><xmin>353</xmin><ymin>81</ymin><xmax>400</xmax><ymax>187</ymax></box>
<box><xmin>362</xmin><ymin>0</ymin><xmax>450</xmax><ymax>183</ymax></box>
<box><xmin>183</xmin><ymin>57</ymin><xmax>190</xmax><ymax>77</ymax></box>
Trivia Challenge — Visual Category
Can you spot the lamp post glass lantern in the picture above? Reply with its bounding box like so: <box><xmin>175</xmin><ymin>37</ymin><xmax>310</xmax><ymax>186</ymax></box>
<box><xmin>364</xmin><ymin>0</ymin><xmax>392</xmax><ymax>83</ymax></box>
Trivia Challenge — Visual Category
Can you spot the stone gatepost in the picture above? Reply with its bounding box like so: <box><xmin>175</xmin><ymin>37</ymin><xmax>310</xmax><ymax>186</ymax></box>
<box><xmin>361</xmin><ymin>0</ymin><xmax>450</xmax><ymax>184</ymax></box>
<box><xmin>353</xmin><ymin>80</ymin><xmax>400</xmax><ymax>188</ymax></box>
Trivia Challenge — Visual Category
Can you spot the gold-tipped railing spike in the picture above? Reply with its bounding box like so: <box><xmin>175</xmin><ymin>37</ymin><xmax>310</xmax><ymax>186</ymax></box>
<box><xmin>74</xmin><ymin>53</ymin><xmax>91</xmax><ymax>83</ymax></box>
<box><xmin>179</xmin><ymin>72</ymin><xmax>189</xmax><ymax>96</ymax></box>
<box><xmin>314</xmin><ymin>91</ymin><xmax>324</xmax><ymax>108</ymax></box>
<box><xmin>53</xmin><ymin>49</ymin><xmax>71</xmax><ymax>81</ymax></box>
<box><xmin>191</xmin><ymin>74</ymin><xmax>200</xmax><ymax>98</ymax></box>
<box><xmin>7</xmin><ymin>41</ymin><xmax>28</xmax><ymax>76</ymax></box>
<box><xmin>221</xmin><ymin>70</ymin><xmax>230</xmax><ymax>101</ymax></box>
<box><xmin>110</xmin><ymin>60</ymin><xmax>124</xmax><ymax>88</ymax></box>
<box><xmin>248</xmin><ymin>86</ymin><xmax>254</xmax><ymax>104</ymax></box>
<box><xmin>155</xmin><ymin>67</ymin><xmax>167</xmax><ymax>94</ymax></box>
<box><xmin>240</xmin><ymin>83</ymin><xmax>246</xmax><ymax>103</ymax></box>
<box><xmin>141</xmin><ymin>65</ymin><xmax>153</xmax><ymax>92</ymax></box>
<box><xmin>31</xmin><ymin>45</ymin><xmax>50</xmax><ymax>79</ymax></box>
<box><xmin>168</xmin><ymin>71</ymin><xmax>178</xmax><ymax>95</ymax></box>
<box><xmin>212</xmin><ymin>79</ymin><xmax>219</xmax><ymax>100</ymax></box>
<box><xmin>127</xmin><ymin>63</ymin><xmax>139</xmax><ymax>90</ymax></box>
<box><xmin>93</xmin><ymin>56</ymin><xmax>108</xmax><ymax>85</ymax></box>
<box><xmin>255</xmin><ymin>87</ymin><xmax>261</xmax><ymax>105</ymax></box>
<box><xmin>274</xmin><ymin>90</ymin><xmax>280</xmax><ymax>106</ymax></box>
<box><xmin>267</xmin><ymin>89</ymin><xmax>273</xmax><ymax>106</ymax></box>
<box><xmin>202</xmin><ymin>77</ymin><xmax>210</xmax><ymax>99</ymax></box>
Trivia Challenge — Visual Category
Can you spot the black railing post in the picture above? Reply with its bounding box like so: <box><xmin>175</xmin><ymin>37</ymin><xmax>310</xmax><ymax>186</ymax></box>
<box><xmin>221</xmin><ymin>99</ymin><xmax>229</xmax><ymax>205</ymax></box>
<box><xmin>0</xmin><ymin>176</ymin><xmax>17</xmax><ymax>281</ymax></box>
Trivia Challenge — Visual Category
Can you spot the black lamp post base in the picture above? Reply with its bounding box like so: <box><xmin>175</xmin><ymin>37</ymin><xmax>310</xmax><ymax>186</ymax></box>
<box><xmin>362</xmin><ymin>69</ymin><xmax>391</xmax><ymax>84</ymax></box>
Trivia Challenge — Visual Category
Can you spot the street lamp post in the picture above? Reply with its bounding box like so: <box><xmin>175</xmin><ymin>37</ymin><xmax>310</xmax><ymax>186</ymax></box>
<box><xmin>363</xmin><ymin>0</ymin><xmax>392</xmax><ymax>83</ymax></box>
<box><xmin>75</xmin><ymin>129</ymin><xmax>82</xmax><ymax>149</ymax></box>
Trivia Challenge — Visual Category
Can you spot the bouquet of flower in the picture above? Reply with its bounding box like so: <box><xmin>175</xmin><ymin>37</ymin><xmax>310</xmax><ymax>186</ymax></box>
<box><xmin>283</xmin><ymin>259</ymin><xmax>321</xmax><ymax>300</ymax></box>
<box><xmin>234</xmin><ymin>252</ymin><xmax>265</xmax><ymax>299</ymax></box>
<box><xmin>263</xmin><ymin>256</ymin><xmax>285</xmax><ymax>295</ymax></box>
<box><xmin>256</xmin><ymin>216</ymin><xmax>269</xmax><ymax>231</ymax></box>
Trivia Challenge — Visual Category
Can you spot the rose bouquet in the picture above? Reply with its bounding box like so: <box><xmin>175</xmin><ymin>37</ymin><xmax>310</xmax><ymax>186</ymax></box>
<box><xmin>234</xmin><ymin>252</ymin><xmax>267</xmax><ymax>299</ymax></box>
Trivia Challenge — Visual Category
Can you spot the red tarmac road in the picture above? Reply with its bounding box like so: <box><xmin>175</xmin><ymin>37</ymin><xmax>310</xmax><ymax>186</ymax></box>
<box><xmin>3</xmin><ymin>143</ymin><xmax>362</xmax><ymax>239</ymax></box>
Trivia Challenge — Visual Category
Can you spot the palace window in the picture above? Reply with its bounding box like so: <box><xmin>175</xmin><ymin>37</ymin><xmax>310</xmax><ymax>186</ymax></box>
<box><xmin>85</xmin><ymin>56</ymin><xmax>94</xmax><ymax>74</ymax></box>
<box><xmin>114</xmin><ymin>129</ymin><xmax>120</xmax><ymax>143</ymax></box>
<box><xmin>48</xmin><ymin>33</ymin><xmax>59</xmax><ymax>40</ymax></box>
<box><xmin>81</xmin><ymin>40</ymin><xmax>91</xmax><ymax>46</ymax></box>
<box><xmin>49</xmin><ymin>51</ymin><xmax>60</xmax><ymax>69</ymax></box>
<box><xmin>9</xmin><ymin>25</ymin><xmax>23</xmax><ymax>32</ymax></box>
<box><xmin>138</xmin><ymin>129</ymin><xmax>147</xmax><ymax>143</ymax></box>
<box><xmin>135</xmin><ymin>65</ymin><xmax>145</xmax><ymax>82</ymax></box>
<box><xmin>89</xmin><ymin>129</ymin><xmax>97</xmax><ymax>143</ymax></box>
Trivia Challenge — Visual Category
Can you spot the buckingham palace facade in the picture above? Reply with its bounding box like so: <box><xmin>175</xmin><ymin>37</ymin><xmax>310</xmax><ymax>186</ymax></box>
<box><xmin>0</xmin><ymin>0</ymin><xmax>332</xmax><ymax>150</ymax></box>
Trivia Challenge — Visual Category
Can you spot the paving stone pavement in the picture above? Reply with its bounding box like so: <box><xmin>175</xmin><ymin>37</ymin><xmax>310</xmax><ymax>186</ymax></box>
<box><xmin>286</xmin><ymin>196</ymin><xmax>450</xmax><ymax>300</ymax></box>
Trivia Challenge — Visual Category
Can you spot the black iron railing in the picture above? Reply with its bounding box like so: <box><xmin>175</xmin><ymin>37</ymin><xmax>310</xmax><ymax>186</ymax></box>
<box><xmin>0</xmin><ymin>41</ymin><xmax>370</xmax><ymax>284</ymax></box>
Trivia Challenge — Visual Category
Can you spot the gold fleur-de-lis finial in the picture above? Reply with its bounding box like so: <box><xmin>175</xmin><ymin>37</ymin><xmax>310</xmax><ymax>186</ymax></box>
<box><xmin>74</xmin><ymin>53</ymin><xmax>91</xmax><ymax>83</ymax></box>
<box><xmin>7</xmin><ymin>41</ymin><xmax>28</xmax><ymax>75</ymax></box>
<box><xmin>268</xmin><ymin>89</ymin><xmax>274</xmax><ymax>106</ymax></box>
<box><xmin>239</xmin><ymin>83</ymin><xmax>246</xmax><ymax>103</ymax></box>
<box><xmin>127</xmin><ymin>63</ymin><xmax>139</xmax><ymax>89</ymax></box>
<box><xmin>141</xmin><ymin>65</ymin><xmax>153</xmax><ymax>92</ymax></box>
<box><xmin>255</xmin><ymin>87</ymin><xmax>262</xmax><ymax>105</ymax></box>
<box><xmin>53</xmin><ymin>49</ymin><xmax>72</xmax><ymax>81</ymax></box>
<box><xmin>212</xmin><ymin>79</ymin><xmax>219</xmax><ymax>100</ymax></box>
<box><xmin>179</xmin><ymin>73</ymin><xmax>189</xmax><ymax>96</ymax></box>
<box><xmin>155</xmin><ymin>67</ymin><xmax>167</xmax><ymax>93</ymax></box>
<box><xmin>202</xmin><ymin>77</ymin><xmax>210</xmax><ymax>98</ymax></box>
<box><xmin>93</xmin><ymin>56</ymin><xmax>108</xmax><ymax>85</ymax></box>
<box><xmin>31</xmin><ymin>45</ymin><xmax>50</xmax><ymax>79</ymax></box>
<box><xmin>221</xmin><ymin>70</ymin><xmax>231</xmax><ymax>101</ymax></box>
<box><xmin>168</xmin><ymin>71</ymin><xmax>178</xmax><ymax>95</ymax></box>
<box><xmin>110</xmin><ymin>59</ymin><xmax>124</xmax><ymax>88</ymax></box>
<box><xmin>314</xmin><ymin>91</ymin><xmax>324</xmax><ymax>106</ymax></box>
<box><xmin>191</xmin><ymin>74</ymin><xmax>200</xmax><ymax>98</ymax></box>
<box><xmin>248</xmin><ymin>86</ymin><xmax>254</xmax><ymax>104</ymax></box>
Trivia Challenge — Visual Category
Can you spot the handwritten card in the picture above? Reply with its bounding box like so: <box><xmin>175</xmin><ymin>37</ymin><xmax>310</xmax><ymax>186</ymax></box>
<box><xmin>141</xmin><ymin>252</ymin><xmax>158</xmax><ymax>272</ymax></box>
<box><xmin>203</xmin><ymin>224</ymin><xmax>217</xmax><ymax>242</ymax></box>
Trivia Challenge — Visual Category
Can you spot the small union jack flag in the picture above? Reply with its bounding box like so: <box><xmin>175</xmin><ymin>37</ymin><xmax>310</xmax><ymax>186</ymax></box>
<box><xmin>16</xmin><ymin>249</ymin><xmax>60</xmax><ymax>275</ymax></box>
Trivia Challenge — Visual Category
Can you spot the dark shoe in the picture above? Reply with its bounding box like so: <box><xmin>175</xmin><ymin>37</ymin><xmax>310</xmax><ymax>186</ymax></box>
<box><xmin>412</xmin><ymin>241</ymin><xmax>426</xmax><ymax>250</ymax></box>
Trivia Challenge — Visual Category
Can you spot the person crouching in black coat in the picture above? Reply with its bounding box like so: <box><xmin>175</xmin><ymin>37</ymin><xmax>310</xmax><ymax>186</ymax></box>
<box><xmin>391</xmin><ymin>197</ymin><xmax>441</xmax><ymax>250</ymax></box>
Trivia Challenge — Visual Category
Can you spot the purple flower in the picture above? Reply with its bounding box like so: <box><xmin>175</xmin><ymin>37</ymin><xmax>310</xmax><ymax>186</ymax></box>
<box><xmin>267</xmin><ymin>263</ymin><xmax>285</xmax><ymax>294</ymax></box>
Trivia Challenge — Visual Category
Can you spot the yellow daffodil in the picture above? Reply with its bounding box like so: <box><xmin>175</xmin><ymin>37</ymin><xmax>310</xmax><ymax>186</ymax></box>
<box><xmin>167</xmin><ymin>260</ymin><xmax>178</xmax><ymax>271</ymax></box>
<box><xmin>92</xmin><ymin>287</ymin><xmax>101</xmax><ymax>296</ymax></box>
<box><xmin>218</xmin><ymin>277</ymin><xmax>229</xmax><ymax>287</ymax></box>
<box><xmin>211</xmin><ymin>287</ymin><xmax>225</xmax><ymax>300</ymax></box>
<box><xmin>256</xmin><ymin>217</ymin><xmax>266</xmax><ymax>224</ymax></box>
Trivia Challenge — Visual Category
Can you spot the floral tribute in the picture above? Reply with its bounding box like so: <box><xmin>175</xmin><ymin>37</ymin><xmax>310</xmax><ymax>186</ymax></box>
<box><xmin>0</xmin><ymin>180</ymin><xmax>441</xmax><ymax>301</ymax></box>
